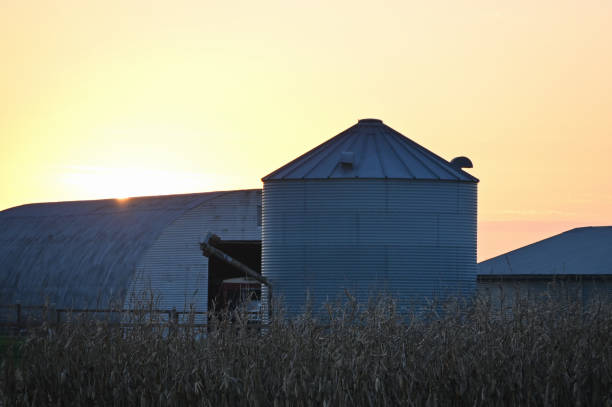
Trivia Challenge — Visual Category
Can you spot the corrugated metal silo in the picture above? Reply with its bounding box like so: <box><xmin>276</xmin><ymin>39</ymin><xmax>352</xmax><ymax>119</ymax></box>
<box><xmin>261</xmin><ymin>119</ymin><xmax>478</xmax><ymax>315</ymax></box>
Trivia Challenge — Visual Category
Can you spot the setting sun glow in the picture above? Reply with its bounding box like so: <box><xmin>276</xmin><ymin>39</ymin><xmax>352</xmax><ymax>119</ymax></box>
<box><xmin>60</xmin><ymin>166</ymin><xmax>205</xmax><ymax>200</ymax></box>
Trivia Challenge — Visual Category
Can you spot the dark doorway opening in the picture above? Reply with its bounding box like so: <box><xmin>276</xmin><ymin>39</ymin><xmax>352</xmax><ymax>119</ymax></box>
<box><xmin>208</xmin><ymin>240</ymin><xmax>262</xmax><ymax>312</ymax></box>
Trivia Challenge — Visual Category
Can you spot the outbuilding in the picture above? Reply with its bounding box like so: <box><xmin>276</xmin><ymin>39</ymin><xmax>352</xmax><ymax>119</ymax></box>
<box><xmin>0</xmin><ymin>190</ymin><xmax>262</xmax><ymax>323</ymax></box>
<box><xmin>478</xmin><ymin>227</ymin><xmax>612</xmax><ymax>306</ymax></box>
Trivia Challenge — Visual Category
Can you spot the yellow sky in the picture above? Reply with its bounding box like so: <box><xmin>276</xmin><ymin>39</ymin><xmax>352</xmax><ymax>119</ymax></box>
<box><xmin>1</xmin><ymin>0</ymin><xmax>611</xmax><ymax>261</ymax></box>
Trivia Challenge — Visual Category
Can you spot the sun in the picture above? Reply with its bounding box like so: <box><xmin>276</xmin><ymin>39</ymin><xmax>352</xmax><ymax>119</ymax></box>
<box><xmin>61</xmin><ymin>166</ymin><xmax>207</xmax><ymax>200</ymax></box>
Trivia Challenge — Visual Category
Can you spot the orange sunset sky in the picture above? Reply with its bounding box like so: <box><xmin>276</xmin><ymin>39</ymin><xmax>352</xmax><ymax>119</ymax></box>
<box><xmin>1</xmin><ymin>0</ymin><xmax>610</xmax><ymax>261</ymax></box>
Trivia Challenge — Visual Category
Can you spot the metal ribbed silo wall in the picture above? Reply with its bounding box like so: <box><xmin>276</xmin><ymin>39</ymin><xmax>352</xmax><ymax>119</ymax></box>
<box><xmin>262</xmin><ymin>179</ymin><xmax>477</xmax><ymax>316</ymax></box>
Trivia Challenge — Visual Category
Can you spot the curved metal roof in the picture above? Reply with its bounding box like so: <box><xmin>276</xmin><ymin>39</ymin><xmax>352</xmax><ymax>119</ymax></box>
<box><xmin>478</xmin><ymin>227</ymin><xmax>612</xmax><ymax>276</ymax></box>
<box><xmin>262</xmin><ymin>118</ymin><xmax>478</xmax><ymax>182</ymax></box>
<box><xmin>0</xmin><ymin>191</ymin><xmax>241</xmax><ymax>308</ymax></box>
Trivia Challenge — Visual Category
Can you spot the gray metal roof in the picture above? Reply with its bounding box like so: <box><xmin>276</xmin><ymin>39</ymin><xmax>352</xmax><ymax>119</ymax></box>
<box><xmin>478</xmin><ymin>227</ymin><xmax>612</xmax><ymax>276</ymax></box>
<box><xmin>262</xmin><ymin>118</ymin><xmax>479</xmax><ymax>182</ymax></box>
<box><xmin>0</xmin><ymin>190</ymin><xmax>253</xmax><ymax>308</ymax></box>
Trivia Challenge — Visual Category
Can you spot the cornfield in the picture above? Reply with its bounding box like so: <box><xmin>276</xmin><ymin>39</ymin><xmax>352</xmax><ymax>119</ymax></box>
<box><xmin>1</xmin><ymin>292</ymin><xmax>611</xmax><ymax>406</ymax></box>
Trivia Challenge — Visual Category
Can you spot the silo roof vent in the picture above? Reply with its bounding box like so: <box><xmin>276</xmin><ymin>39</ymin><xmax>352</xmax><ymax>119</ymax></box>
<box><xmin>450</xmin><ymin>156</ymin><xmax>473</xmax><ymax>169</ymax></box>
<box><xmin>340</xmin><ymin>151</ymin><xmax>354</xmax><ymax>166</ymax></box>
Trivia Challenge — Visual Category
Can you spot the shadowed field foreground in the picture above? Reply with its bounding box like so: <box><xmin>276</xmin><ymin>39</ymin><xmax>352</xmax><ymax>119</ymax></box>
<box><xmin>1</xmin><ymin>294</ymin><xmax>611</xmax><ymax>406</ymax></box>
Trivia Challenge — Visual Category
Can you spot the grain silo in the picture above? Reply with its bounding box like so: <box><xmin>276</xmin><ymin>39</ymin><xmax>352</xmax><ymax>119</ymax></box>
<box><xmin>261</xmin><ymin>119</ymin><xmax>478</xmax><ymax>315</ymax></box>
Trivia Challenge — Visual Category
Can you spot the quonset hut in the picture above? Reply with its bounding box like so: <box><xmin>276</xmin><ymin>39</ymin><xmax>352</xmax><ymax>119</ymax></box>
<box><xmin>261</xmin><ymin>119</ymin><xmax>478</xmax><ymax>315</ymax></box>
<box><xmin>0</xmin><ymin>190</ymin><xmax>262</xmax><ymax>323</ymax></box>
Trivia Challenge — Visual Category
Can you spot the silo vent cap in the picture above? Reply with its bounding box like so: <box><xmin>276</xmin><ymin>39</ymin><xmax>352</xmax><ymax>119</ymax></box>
<box><xmin>340</xmin><ymin>151</ymin><xmax>354</xmax><ymax>166</ymax></box>
<box><xmin>358</xmin><ymin>118</ymin><xmax>383</xmax><ymax>124</ymax></box>
<box><xmin>450</xmin><ymin>156</ymin><xmax>473</xmax><ymax>169</ymax></box>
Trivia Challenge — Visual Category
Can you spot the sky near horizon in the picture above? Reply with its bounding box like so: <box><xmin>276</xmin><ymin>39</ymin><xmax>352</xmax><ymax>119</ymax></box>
<box><xmin>1</xmin><ymin>0</ymin><xmax>611</xmax><ymax>261</ymax></box>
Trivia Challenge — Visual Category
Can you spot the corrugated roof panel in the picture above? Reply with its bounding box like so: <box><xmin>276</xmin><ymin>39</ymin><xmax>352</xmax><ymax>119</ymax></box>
<box><xmin>358</xmin><ymin>134</ymin><xmax>384</xmax><ymax>178</ymax></box>
<box><xmin>262</xmin><ymin>119</ymin><xmax>478</xmax><ymax>182</ymax></box>
<box><xmin>384</xmin><ymin>131</ymin><xmax>437</xmax><ymax>179</ymax></box>
<box><xmin>300</xmin><ymin>131</ymin><xmax>356</xmax><ymax>178</ymax></box>
<box><xmin>478</xmin><ymin>227</ymin><xmax>612</xmax><ymax>276</ymax></box>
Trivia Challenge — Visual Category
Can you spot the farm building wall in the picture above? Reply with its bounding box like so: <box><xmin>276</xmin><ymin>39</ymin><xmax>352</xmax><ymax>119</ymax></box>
<box><xmin>477</xmin><ymin>277</ymin><xmax>612</xmax><ymax>311</ymax></box>
<box><xmin>126</xmin><ymin>189</ymin><xmax>261</xmax><ymax>319</ymax></box>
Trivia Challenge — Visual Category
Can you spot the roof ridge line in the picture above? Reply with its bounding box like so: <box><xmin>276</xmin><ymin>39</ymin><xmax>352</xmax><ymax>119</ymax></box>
<box><xmin>384</xmin><ymin>127</ymin><xmax>442</xmax><ymax>179</ymax></box>
<box><xmin>301</xmin><ymin>127</ymin><xmax>358</xmax><ymax>178</ymax></box>
<box><xmin>372</xmin><ymin>127</ymin><xmax>388</xmax><ymax>178</ymax></box>
<box><xmin>387</xmin><ymin>127</ymin><xmax>475</xmax><ymax>181</ymax></box>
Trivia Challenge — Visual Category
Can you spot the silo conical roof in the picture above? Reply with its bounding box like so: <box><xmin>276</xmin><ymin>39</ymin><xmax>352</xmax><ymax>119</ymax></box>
<box><xmin>262</xmin><ymin>119</ymin><xmax>478</xmax><ymax>182</ymax></box>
